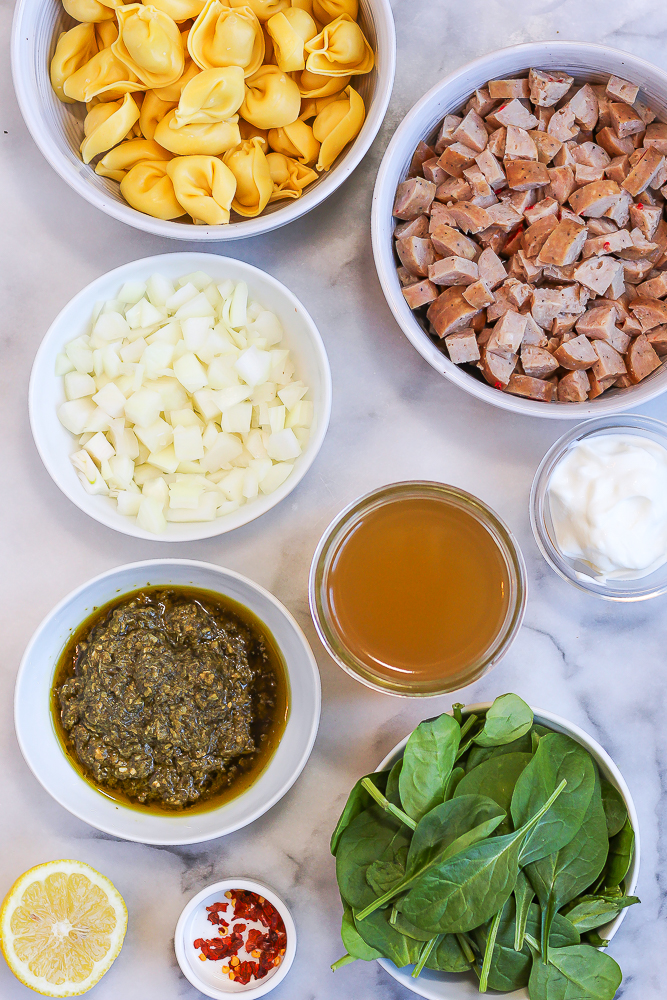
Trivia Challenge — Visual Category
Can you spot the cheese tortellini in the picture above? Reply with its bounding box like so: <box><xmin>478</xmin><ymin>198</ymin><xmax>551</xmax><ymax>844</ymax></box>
<box><xmin>49</xmin><ymin>0</ymin><xmax>374</xmax><ymax>224</ymax></box>
<box><xmin>167</xmin><ymin>154</ymin><xmax>237</xmax><ymax>223</ymax></box>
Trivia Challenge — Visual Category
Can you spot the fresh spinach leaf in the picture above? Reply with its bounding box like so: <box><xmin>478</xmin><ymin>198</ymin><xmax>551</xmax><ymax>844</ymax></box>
<box><xmin>340</xmin><ymin>904</ymin><xmax>382</xmax><ymax>961</ymax></box>
<box><xmin>353</xmin><ymin>907</ymin><xmax>422</xmax><ymax>968</ymax></box>
<box><xmin>366</xmin><ymin>826</ymin><xmax>410</xmax><ymax>897</ymax></box>
<box><xmin>455</xmin><ymin>752</ymin><xmax>532</xmax><ymax>835</ymax></box>
<box><xmin>474</xmin><ymin>693</ymin><xmax>534</xmax><ymax>747</ymax></box>
<box><xmin>390</xmin><ymin>907</ymin><xmax>437</xmax><ymax>942</ymax></box>
<box><xmin>600</xmin><ymin>779</ymin><xmax>627</xmax><ymax>839</ymax></box>
<box><xmin>514</xmin><ymin>868</ymin><xmax>535</xmax><ymax>951</ymax></box>
<box><xmin>386</xmin><ymin>759</ymin><xmax>403</xmax><ymax>808</ymax></box>
<box><xmin>399</xmin><ymin>713</ymin><xmax>461</xmax><ymax>822</ymax></box>
<box><xmin>331</xmin><ymin>770</ymin><xmax>388</xmax><ymax>856</ymax></box>
<box><xmin>425</xmin><ymin>934</ymin><xmax>471</xmax><ymax>973</ymax></box>
<box><xmin>511</xmin><ymin>733</ymin><xmax>596</xmax><ymax>866</ymax></box>
<box><xmin>604</xmin><ymin>816</ymin><xmax>634</xmax><ymax>890</ymax></box>
<box><xmin>444</xmin><ymin>766</ymin><xmax>465</xmax><ymax>800</ymax></box>
<box><xmin>336</xmin><ymin>806</ymin><xmax>403</xmax><ymax>909</ymax></box>
<box><xmin>564</xmin><ymin>894</ymin><xmax>639</xmax><ymax>933</ymax></box>
<box><xmin>465</xmin><ymin>732</ymin><xmax>533</xmax><ymax>772</ymax></box>
<box><xmin>529</xmin><ymin>945</ymin><xmax>622</xmax><ymax>1000</ymax></box>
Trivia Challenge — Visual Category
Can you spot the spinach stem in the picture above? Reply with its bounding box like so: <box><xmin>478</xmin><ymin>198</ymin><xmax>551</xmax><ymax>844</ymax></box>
<box><xmin>479</xmin><ymin>906</ymin><xmax>503</xmax><ymax>992</ymax></box>
<box><xmin>331</xmin><ymin>953</ymin><xmax>356</xmax><ymax>971</ymax></box>
<box><xmin>456</xmin><ymin>932</ymin><xmax>476</xmax><ymax>965</ymax></box>
<box><xmin>459</xmin><ymin>713</ymin><xmax>478</xmax><ymax>740</ymax></box>
<box><xmin>412</xmin><ymin>936</ymin><xmax>440</xmax><ymax>978</ymax></box>
<box><xmin>360</xmin><ymin>777</ymin><xmax>417</xmax><ymax>831</ymax></box>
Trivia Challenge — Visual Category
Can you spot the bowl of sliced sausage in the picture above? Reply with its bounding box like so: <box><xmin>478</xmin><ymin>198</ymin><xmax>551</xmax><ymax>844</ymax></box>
<box><xmin>372</xmin><ymin>41</ymin><xmax>667</xmax><ymax>417</ymax></box>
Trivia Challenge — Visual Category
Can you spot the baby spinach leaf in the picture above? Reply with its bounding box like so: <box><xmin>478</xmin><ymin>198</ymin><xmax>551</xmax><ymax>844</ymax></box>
<box><xmin>604</xmin><ymin>816</ymin><xmax>634</xmax><ymax>890</ymax></box>
<box><xmin>331</xmin><ymin>770</ymin><xmax>388</xmax><ymax>856</ymax></box>
<box><xmin>455</xmin><ymin>752</ymin><xmax>532</xmax><ymax>835</ymax></box>
<box><xmin>514</xmin><ymin>868</ymin><xmax>535</xmax><ymax>951</ymax></box>
<box><xmin>444</xmin><ymin>766</ymin><xmax>465</xmax><ymax>800</ymax></box>
<box><xmin>366</xmin><ymin>826</ymin><xmax>410</xmax><ymax>897</ymax></box>
<box><xmin>386</xmin><ymin>758</ymin><xmax>403</xmax><ymax>808</ymax></box>
<box><xmin>529</xmin><ymin>945</ymin><xmax>622</xmax><ymax>1000</ymax></box>
<box><xmin>340</xmin><ymin>904</ymin><xmax>382</xmax><ymax>962</ymax></box>
<box><xmin>336</xmin><ymin>806</ymin><xmax>403</xmax><ymax>909</ymax></box>
<box><xmin>399</xmin><ymin>713</ymin><xmax>461</xmax><ymax>823</ymax></box>
<box><xmin>399</xmin><ymin>781</ymin><xmax>566</xmax><ymax>935</ymax></box>
<box><xmin>526</xmin><ymin>781</ymin><xmax>608</xmax><ymax>961</ymax></box>
<box><xmin>564</xmin><ymin>894</ymin><xmax>639</xmax><ymax>933</ymax></box>
<box><xmin>465</xmin><ymin>732</ymin><xmax>533</xmax><ymax>772</ymax></box>
<box><xmin>353</xmin><ymin>907</ymin><xmax>422</xmax><ymax>969</ymax></box>
<box><xmin>600</xmin><ymin>779</ymin><xmax>627</xmax><ymax>839</ymax></box>
<box><xmin>425</xmin><ymin>933</ymin><xmax>471</xmax><ymax>973</ymax></box>
<box><xmin>390</xmin><ymin>907</ymin><xmax>437</xmax><ymax>942</ymax></box>
<box><xmin>474</xmin><ymin>693</ymin><xmax>534</xmax><ymax>747</ymax></box>
<box><xmin>511</xmin><ymin>733</ymin><xmax>596</xmax><ymax>867</ymax></box>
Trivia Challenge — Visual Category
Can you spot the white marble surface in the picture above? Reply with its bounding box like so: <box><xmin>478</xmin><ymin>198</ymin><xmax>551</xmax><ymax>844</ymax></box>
<box><xmin>2</xmin><ymin>1</ymin><xmax>667</xmax><ymax>997</ymax></box>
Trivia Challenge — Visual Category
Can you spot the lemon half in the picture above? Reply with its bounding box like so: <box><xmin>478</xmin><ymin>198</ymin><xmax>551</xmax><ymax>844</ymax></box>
<box><xmin>0</xmin><ymin>860</ymin><xmax>127</xmax><ymax>997</ymax></box>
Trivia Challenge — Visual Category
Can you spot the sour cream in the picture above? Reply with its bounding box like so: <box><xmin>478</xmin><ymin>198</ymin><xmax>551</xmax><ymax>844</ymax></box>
<box><xmin>548</xmin><ymin>433</ymin><xmax>667</xmax><ymax>582</ymax></box>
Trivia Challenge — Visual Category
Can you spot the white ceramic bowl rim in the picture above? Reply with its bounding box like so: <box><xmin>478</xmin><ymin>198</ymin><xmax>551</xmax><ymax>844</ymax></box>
<box><xmin>373</xmin><ymin>702</ymin><xmax>640</xmax><ymax>999</ymax></box>
<box><xmin>371</xmin><ymin>39</ymin><xmax>667</xmax><ymax>418</ymax></box>
<box><xmin>15</xmin><ymin>558</ymin><xmax>321</xmax><ymax>844</ymax></box>
<box><xmin>174</xmin><ymin>878</ymin><xmax>297</xmax><ymax>999</ymax></box>
<box><xmin>11</xmin><ymin>0</ymin><xmax>396</xmax><ymax>241</ymax></box>
<box><xmin>29</xmin><ymin>251</ymin><xmax>332</xmax><ymax>541</ymax></box>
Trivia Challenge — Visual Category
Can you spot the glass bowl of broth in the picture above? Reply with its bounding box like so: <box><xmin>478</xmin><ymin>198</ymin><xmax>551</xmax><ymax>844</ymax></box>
<box><xmin>309</xmin><ymin>482</ymin><xmax>527</xmax><ymax>696</ymax></box>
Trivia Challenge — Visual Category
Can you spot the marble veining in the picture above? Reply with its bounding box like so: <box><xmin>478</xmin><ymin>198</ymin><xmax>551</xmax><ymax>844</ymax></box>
<box><xmin>2</xmin><ymin>0</ymin><xmax>667</xmax><ymax>996</ymax></box>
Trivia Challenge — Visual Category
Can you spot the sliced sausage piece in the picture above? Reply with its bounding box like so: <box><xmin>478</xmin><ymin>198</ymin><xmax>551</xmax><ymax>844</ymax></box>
<box><xmin>427</xmin><ymin>288</ymin><xmax>482</xmax><ymax>338</ymax></box>
<box><xmin>626</xmin><ymin>332</ymin><xmax>662</xmax><ymax>382</ymax></box>
<box><xmin>480</xmin><ymin>347</ymin><xmax>517</xmax><ymax>387</ymax></box>
<box><xmin>622</xmin><ymin>147</ymin><xmax>665</xmax><ymax>196</ymax></box>
<box><xmin>428</xmin><ymin>256</ymin><xmax>479</xmax><ymax>286</ymax></box>
<box><xmin>438</xmin><ymin>142</ymin><xmax>479</xmax><ymax>177</ymax></box>
<box><xmin>646</xmin><ymin>325</ymin><xmax>667</xmax><ymax>355</ymax></box>
<box><xmin>575</xmin><ymin>163</ymin><xmax>605</xmax><ymax>185</ymax></box>
<box><xmin>462</xmin><ymin>166</ymin><xmax>492</xmax><ymax>199</ymax></box>
<box><xmin>522</xmin><ymin>214</ymin><xmax>559</xmax><ymax>257</ymax></box>
<box><xmin>397</xmin><ymin>266</ymin><xmax>414</xmax><ymax>286</ymax></box>
<box><xmin>485</xmin><ymin>201</ymin><xmax>524</xmax><ymax>232</ymax></box>
<box><xmin>537</xmin><ymin>217</ymin><xmax>589</xmax><ymax>265</ymax></box>
<box><xmin>605</xmin><ymin>154</ymin><xmax>630</xmax><ymax>183</ymax></box>
<box><xmin>487</xmin><ymin>310</ymin><xmax>527</xmax><ymax>353</ymax></box>
<box><xmin>521</xmin><ymin>344</ymin><xmax>560</xmax><ymax>378</ymax></box>
<box><xmin>492</xmin><ymin>100</ymin><xmax>538</xmax><ymax>130</ymax></box>
<box><xmin>475</xmin><ymin>148</ymin><xmax>507</xmax><ymax>190</ymax></box>
<box><xmin>582</xmin><ymin>230</ymin><xmax>633</xmax><ymax>256</ymax></box>
<box><xmin>478</xmin><ymin>247</ymin><xmax>507</xmax><ymax>289</ymax></box>
<box><xmin>393</xmin><ymin>177</ymin><xmax>437</xmax><ymax>219</ymax></box>
<box><xmin>522</xmin><ymin>313</ymin><xmax>549</xmax><ymax>346</ymax></box>
<box><xmin>505</xmin><ymin>126</ymin><xmax>538</xmax><ymax>161</ymax></box>
<box><xmin>506</xmin><ymin>160</ymin><xmax>550</xmax><ymax>191</ymax></box>
<box><xmin>445</xmin><ymin>329</ymin><xmax>480</xmax><ymax>364</ymax></box>
<box><xmin>453</xmin><ymin>110</ymin><xmax>489</xmax><ymax>153</ymax></box>
<box><xmin>575</xmin><ymin>304</ymin><xmax>618</xmax><ymax>340</ymax></box>
<box><xmin>569</xmin><ymin>83</ymin><xmax>599</xmax><ymax>130</ymax></box>
<box><xmin>587</xmin><ymin>369</ymin><xmax>616</xmax><ymax>398</ymax></box>
<box><xmin>487</xmin><ymin>127</ymin><xmax>507</xmax><ymax>158</ymax></box>
<box><xmin>488</xmin><ymin>78</ymin><xmax>531</xmax><ymax>99</ymax></box>
<box><xmin>637</xmin><ymin>272</ymin><xmax>667</xmax><ymax>299</ymax></box>
<box><xmin>524</xmin><ymin>196</ymin><xmax>559</xmax><ymax>226</ymax></box>
<box><xmin>462</xmin><ymin>279</ymin><xmax>495</xmax><ymax>309</ymax></box>
<box><xmin>528</xmin><ymin>130</ymin><xmax>562</xmax><ymax>164</ymax></box>
<box><xmin>402</xmin><ymin>279</ymin><xmax>439</xmax><ymax>309</ymax></box>
<box><xmin>394</xmin><ymin>215</ymin><xmax>429</xmax><ymax>240</ymax></box>
<box><xmin>596</xmin><ymin>127</ymin><xmax>634</xmax><ymax>158</ymax></box>
<box><xmin>629</xmin><ymin>297</ymin><xmax>667</xmax><ymax>330</ymax></box>
<box><xmin>435</xmin><ymin>177</ymin><xmax>472</xmax><ymax>203</ymax></box>
<box><xmin>553</xmin><ymin>334</ymin><xmax>598</xmax><ymax>370</ymax></box>
<box><xmin>591</xmin><ymin>340</ymin><xmax>627</xmax><ymax>379</ymax></box>
<box><xmin>467</xmin><ymin>87</ymin><xmax>498</xmax><ymax>118</ymax></box>
<box><xmin>643</xmin><ymin>122</ymin><xmax>667</xmax><ymax>156</ymax></box>
<box><xmin>448</xmin><ymin>201</ymin><xmax>493</xmax><ymax>234</ymax></box>
<box><xmin>609</xmin><ymin>102</ymin><xmax>645</xmax><ymax>139</ymax></box>
<box><xmin>430</xmin><ymin>224</ymin><xmax>479</xmax><ymax>260</ymax></box>
<box><xmin>569</xmin><ymin>180</ymin><xmax>621</xmax><ymax>217</ymax></box>
<box><xmin>395</xmin><ymin>236</ymin><xmax>436</xmax><ymax>277</ymax></box>
<box><xmin>548</xmin><ymin>106</ymin><xmax>578</xmax><ymax>142</ymax></box>
<box><xmin>572</xmin><ymin>140</ymin><xmax>610</xmax><ymax>168</ymax></box>
<box><xmin>546</xmin><ymin>165</ymin><xmax>575</xmax><ymax>204</ymax></box>
<box><xmin>603</xmin><ymin>189</ymin><xmax>633</xmax><ymax>226</ymax></box>
<box><xmin>573</xmin><ymin>256</ymin><xmax>622</xmax><ymax>294</ymax></box>
<box><xmin>408</xmin><ymin>141</ymin><xmax>435</xmax><ymax>178</ymax></box>
<box><xmin>558</xmin><ymin>368</ymin><xmax>590</xmax><ymax>401</ymax></box>
<box><xmin>505</xmin><ymin>373</ymin><xmax>554</xmax><ymax>401</ymax></box>
<box><xmin>422</xmin><ymin>157</ymin><xmax>447</xmax><ymax>186</ymax></box>
<box><xmin>529</xmin><ymin>68</ymin><xmax>574</xmax><ymax>107</ymax></box>
<box><xmin>606</xmin><ymin>75</ymin><xmax>640</xmax><ymax>104</ymax></box>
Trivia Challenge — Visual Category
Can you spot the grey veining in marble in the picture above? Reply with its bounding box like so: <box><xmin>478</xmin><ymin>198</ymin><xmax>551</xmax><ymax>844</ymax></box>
<box><xmin>2</xmin><ymin>0</ymin><xmax>667</xmax><ymax>997</ymax></box>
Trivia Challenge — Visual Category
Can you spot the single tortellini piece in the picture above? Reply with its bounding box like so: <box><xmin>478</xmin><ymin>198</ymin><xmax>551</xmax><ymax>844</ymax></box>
<box><xmin>241</xmin><ymin>65</ymin><xmax>301</xmax><ymax>129</ymax></box>
<box><xmin>121</xmin><ymin>159</ymin><xmax>186</xmax><ymax>217</ymax></box>
<box><xmin>238</xmin><ymin>118</ymin><xmax>269</xmax><ymax>143</ymax></box>
<box><xmin>112</xmin><ymin>5</ymin><xmax>185</xmax><ymax>89</ymax></box>
<box><xmin>155</xmin><ymin>109</ymin><xmax>241</xmax><ymax>153</ymax></box>
<box><xmin>95</xmin><ymin>20</ymin><xmax>119</xmax><ymax>49</ymax></box>
<box><xmin>167</xmin><ymin>155</ymin><xmax>237</xmax><ymax>223</ymax></box>
<box><xmin>228</xmin><ymin>0</ymin><xmax>289</xmax><ymax>20</ymax></box>
<box><xmin>312</xmin><ymin>0</ymin><xmax>357</xmax><ymax>25</ymax></box>
<box><xmin>304</xmin><ymin>14</ymin><xmax>373</xmax><ymax>76</ymax></box>
<box><xmin>81</xmin><ymin>92</ymin><xmax>141</xmax><ymax>162</ymax></box>
<box><xmin>298</xmin><ymin>92</ymin><xmax>337</xmax><ymax>120</ymax></box>
<box><xmin>173</xmin><ymin>66</ymin><xmax>245</xmax><ymax>127</ymax></box>
<box><xmin>223</xmin><ymin>136</ymin><xmax>273</xmax><ymax>216</ymax></box>
<box><xmin>140</xmin><ymin>89</ymin><xmax>178</xmax><ymax>139</ymax></box>
<box><xmin>61</xmin><ymin>0</ymin><xmax>115</xmax><ymax>23</ymax></box>
<box><xmin>268</xmin><ymin>117</ymin><xmax>319</xmax><ymax>165</ymax></box>
<box><xmin>312</xmin><ymin>83</ymin><xmax>364</xmax><ymax>170</ymax></box>
<box><xmin>188</xmin><ymin>1</ymin><xmax>265</xmax><ymax>77</ymax></box>
<box><xmin>266</xmin><ymin>150</ymin><xmax>317</xmax><ymax>200</ymax></box>
<box><xmin>149</xmin><ymin>0</ymin><xmax>206</xmax><ymax>22</ymax></box>
<box><xmin>96</xmin><ymin>137</ymin><xmax>173</xmax><ymax>180</ymax></box>
<box><xmin>265</xmin><ymin>7</ymin><xmax>317</xmax><ymax>72</ymax></box>
<box><xmin>64</xmin><ymin>48</ymin><xmax>147</xmax><ymax>102</ymax></box>
<box><xmin>50</xmin><ymin>23</ymin><xmax>98</xmax><ymax>103</ymax></box>
<box><xmin>153</xmin><ymin>47</ymin><xmax>201</xmax><ymax>102</ymax></box>
<box><xmin>291</xmin><ymin>0</ymin><xmax>315</xmax><ymax>14</ymax></box>
<box><xmin>294</xmin><ymin>67</ymin><xmax>349</xmax><ymax>99</ymax></box>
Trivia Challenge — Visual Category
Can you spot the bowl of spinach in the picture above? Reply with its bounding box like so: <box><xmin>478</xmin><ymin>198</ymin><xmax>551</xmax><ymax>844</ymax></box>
<box><xmin>330</xmin><ymin>694</ymin><xmax>639</xmax><ymax>1000</ymax></box>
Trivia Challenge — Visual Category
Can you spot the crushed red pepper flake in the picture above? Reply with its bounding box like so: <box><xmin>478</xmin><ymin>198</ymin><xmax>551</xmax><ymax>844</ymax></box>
<box><xmin>194</xmin><ymin>890</ymin><xmax>287</xmax><ymax>986</ymax></box>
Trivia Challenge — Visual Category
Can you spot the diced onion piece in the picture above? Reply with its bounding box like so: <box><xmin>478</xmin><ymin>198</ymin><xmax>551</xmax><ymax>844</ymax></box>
<box><xmin>286</xmin><ymin>399</ymin><xmax>313</xmax><ymax>428</ymax></box>
<box><xmin>93</xmin><ymin>381</ymin><xmax>128</xmax><ymax>418</ymax></box>
<box><xmin>55</xmin><ymin>353</ymin><xmax>75</xmax><ymax>376</ymax></box>
<box><xmin>248</xmin><ymin>310</ymin><xmax>283</xmax><ymax>346</ymax></box>
<box><xmin>166</xmin><ymin>492</ymin><xmax>218</xmax><ymax>521</ymax></box>
<box><xmin>242</xmin><ymin>469</ymin><xmax>259</xmax><ymax>499</ymax></box>
<box><xmin>182</xmin><ymin>317</ymin><xmax>213</xmax><ymax>353</ymax></box>
<box><xmin>173</xmin><ymin>352</ymin><xmax>208</xmax><ymax>393</ymax></box>
<box><xmin>249</xmin><ymin>457</ymin><xmax>272</xmax><ymax>482</ymax></box>
<box><xmin>222</xmin><ymin>403</ymin><xmax>252</xmax><ymax>434</ymax></box>
<box><xmin>215</xmin><ymin>386</ymin><xmax>252</xmax><ymax>409</ymax></box>
<box><xmin>173</xmin><ymin>424</ymin><xmax>204</xmax><ymax>462</ymax></box>
<box><xmin>108</xmin><ymin>419</ymin><xmax>139</xmax><ymax>459</ymax></box>
<box><xmin>246</xmin><ymin>429</ymin><xmax>268</xmax><ymax>459</ymax></box>
<box><xmin>234</xmin><ymin>345</ymin><xmax>272</xmax><ymax>387</ymax></box>
<box><xmin>208</xmin><ymin>357</ymin><xmax>241</xmax><ymax>389</ymax></box>
<box><xmin>58</xmin><ymin>398</ymin><xmax>96</xmax><ymax>434</ymax></box>
<box><xmin>219</xmin><ymin>467</ymin><xmax>245</xmax><ymax>502</ymax></box>
<box><xmin>260</xmin><ymin>462</ymin><xmax>294</xmax><ymax>494</ymax></box>
<box><xmin>143</xmin><ymin>342</ymin><xmax>175</xmax><ymax>376</ymax></box>
<box><xmin>103</xmin><ymin>345</ymin><xmax>122</xmax><ymax>379</ymax></box>
<box><xmin>118</xmin><ymin>280</ymin><xmax>147</xmax><ymax>305</ymax></box>
<box><xmin>107</xmin><ymin>455</ymin><xmax>135</xmax><ymax>488</ymax></box>
<box><xmin>193</xmin><ymin>388</ymin><xmax>221</xmax><ymax>421</ymax></box>
<box><xmin>137</xmin><ymin>495</ymin><xmax>167</xmax><ymax>533</ymax></box>
<box><xmin>180</xmin><ymin>271</ymin><xmax>212</xmax><ymax>291</ymax></box>
<box><xmin>66</xmin><ymin>342</ymin><xmax>94</xmax><ymax>375</ymax></box>
<box><xmin>84</xmin><ymin>431</ymin><xmax>114</xmax><ymax>465</ymax></box>
<box><xmin>293</xmin><ymin>426</ymin><xmax>310</xmax><ymax>448</ymax></box>
<box><xmin>200</xmin><ymin>432</ymin><xmax>243</xmax><ymax>472</ymax></box>
<box><xmin>267</xmin><ymin>428</ymin><xmax>301</xmax><ymax>461</ymax></box>
<box><xmin>124</xmin><ymin>388</ymin><xmax>162</xmax><ymax>428</ymax></box>
<box><xmin>252</xmin><ymin>381</ymin><xmax>276</xmax><ymax>404</ymax></box>
<box><xmin>202</xmin><ymin>422</ymin><xmax>219</xmax><ymax>450</ymax></box>
<box><xmin>134</xmin><ymin>418</ymin><xmax>173</xmax><ymax>454</ymax></box>
<box><xmin>71</xmin><ymin>449</ymin><xmax>109</xmax><ymax>495</ymax></box>
<box><xmin>120</xmin><ymin>338</ymin><xmax>147</xmax><ymax>364</ymax></box>
<box><xmin>83</xmin><ymin>406</ymin><xmax>112</xmax><ymax>434</ymax></box>
<box><xmin>142</xmin><ymin>475</ymin><xmax>168</xmax><ymax>505</ymax></box>
<box><xmin>146</xmin><ymin>273</ymin><xmax>175</xmax><ymax>307</ymax></box>
<box><xmin>147</xmin><ymin>376</ymin><xmax>189</xmax><ymax>411</ymax></box>
<box><xmin>169</xmin><ymin>478</ymin><xmax>205</xmax><ymax>509</ymax></box>
<box><xmin>147</xmin><ymin>444</ymin><xmax>179</xmax><ymax>474</ymax></box>
<box><xmin>229</xmin><ymin>281</ymin><xmax>248</xmax><ymax>329</ymax></box>
<box><xmin>269</xmin><ymin>404</ymin><xmax>285</xmax><ymax>434</ymax></box>
<box><xmin>174</xmin><ymin>292</ymin><xmax>215</xmax><ymax>321</ymax></box>
<box><xmin>278</xmin><ymin>383</ymin><xmax>308</xmax><ymax>410</ymax></box>
<box><xmin>134</xmin><ymin>464</ymin><xmax>162</xmax><ymax>486</ymax></box>
<box><xmin>169</xmin><ymin>407</ymin><xmax>203</xmax><ymax>428</ymax></box>
<box><xmin>166</xmin><ymin>282</ymin><xmax>199</xmax><ymax>312</ymax></box>
<box><xmin>147</xmin><ymin>322</ymin><xmax>181</xmax><ymax>346</ymax></box>
<box><xmin>217</xmin><ymin>279</ymin><xmax>234</xmax><ymax>300</ymax></box>
<box><xmin>116</xmin><ymin>491</ymin><xmax>142</xmax><ymax>516</ymax></box>
<box><xmin>94</xmin><ymin>312</ymin><xmax>131</xmax><ymax>342</ymax></box>
<box><xmin>64</xmin><ymin>372</ymin><xmax>96</xmax><ymax>400</ymax></box>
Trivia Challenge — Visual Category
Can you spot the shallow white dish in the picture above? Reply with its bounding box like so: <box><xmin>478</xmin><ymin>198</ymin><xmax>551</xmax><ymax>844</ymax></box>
<box><xmin>372</xmin><ymin>40</ymin><xmax>667</xmax><ymax>419</ymax></box>
<box><xmin>175</xmin><ymin>878</ymin><xmax>296</xmax><ymax>998</ymax></box>
<box><xmin>373</xmin><ymin>703</ymin><xmax>640</xmax><ymax>999</ymax></box>
<box><xmin>11</xmin><ymin>0</ymin><xmax>395</xmax><ymax>241</ymax></box>
<box><xmin>29</xmin><ymin>252</ymin><xmax>332</xmax><ymax>541</ymax></box>
<box><xmin>15</xmin><ymin>558</ymin><xmax>321</xmax><ymax>845</ymax></box>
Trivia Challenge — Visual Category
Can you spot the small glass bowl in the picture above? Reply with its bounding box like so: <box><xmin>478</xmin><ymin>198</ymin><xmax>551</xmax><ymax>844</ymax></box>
<box><xmin>530</xmin><ymin>413</ymin><xmax>667</xmax><ymax>602</ymax></box>
<box><xmin>309</xmin><ymin>481</ymin><xmax>527</xmax><ymax>697</ymax></box>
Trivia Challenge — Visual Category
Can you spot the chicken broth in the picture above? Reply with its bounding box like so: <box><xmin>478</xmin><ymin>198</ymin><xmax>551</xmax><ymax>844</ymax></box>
<box><xmin>325</xmin><ymin>494</ymin><xmax>512</xmax><ymax>688</ymax></box>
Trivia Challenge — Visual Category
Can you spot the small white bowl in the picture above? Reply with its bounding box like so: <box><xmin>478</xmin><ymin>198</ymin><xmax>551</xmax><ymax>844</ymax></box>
<box><xmin>373</xmin><ymin>704</ymin><xmax>640</xmax><ymax>1000</ymax></box>
<box><xmin>11</xmin><ymin>0</ymin><xmax>395</xmax><ymax>241</ymax></box>
<box><xmin>29</xmin><ymin>252</ymin><xmax>332</xmax><ymax>541</ymax></box>
<box><xmin>175</xmin><ymin>878</ymin><xmax>296</xmax><ymax>999</ymax></box>
<box><xmin>15</xmin><ymin>558</ymin><xmax>321</xmax><ymax>845</ymax></box>
<box><xmin>372</xmin><ymin>40</ymin><xmax>667</xmax><ymax>419</ymax></box>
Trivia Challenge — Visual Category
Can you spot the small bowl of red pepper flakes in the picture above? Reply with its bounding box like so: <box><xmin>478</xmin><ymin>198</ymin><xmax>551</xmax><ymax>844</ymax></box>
<box><xmin>175</xmin><ymin>878</ymin><xmax>296</xmax><ymax>998</ymax></box>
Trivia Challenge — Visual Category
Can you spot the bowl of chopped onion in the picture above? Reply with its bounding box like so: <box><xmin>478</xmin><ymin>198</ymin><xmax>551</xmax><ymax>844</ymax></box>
<box><xmin>29</xmin><ymin>252</ymin><xmax>332</xmax><ymax>539</ymax></box>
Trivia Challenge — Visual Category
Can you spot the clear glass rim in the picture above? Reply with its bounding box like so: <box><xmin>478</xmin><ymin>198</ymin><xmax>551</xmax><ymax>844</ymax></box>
<box><xmin>530</xmin><ymin>413</ymin><xmax>667</xmax><ymax>602</ymax></box>
<box><xmin>308</xmin><ymin>481</ymin><xmax>528</xmax><ymax>697</ymax></box>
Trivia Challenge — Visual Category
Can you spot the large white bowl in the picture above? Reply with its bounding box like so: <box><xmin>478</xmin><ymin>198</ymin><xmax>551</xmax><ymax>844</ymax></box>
<box><xmin>15</xmin><ymin>559</ymin><xmax>321</xmax><ymax>845</ymax></box>
<box><xmin>374</xmin><ymin>704</ymin><xmax>640</xmax><ymax>999</ymax></box>
<box><xmin>30</xmin><ymin>252</ymin><xmax>332</xmax><ymax>541</ymax></box>
<box><xmin>11</xmin><ymin>0</ymin><xmax>395</xmax><ymax>241</ymax></box>
<box><xmin>372</xmin><ymin>40</ymin><xmax>667</xmax><ymax>419</ymax></box>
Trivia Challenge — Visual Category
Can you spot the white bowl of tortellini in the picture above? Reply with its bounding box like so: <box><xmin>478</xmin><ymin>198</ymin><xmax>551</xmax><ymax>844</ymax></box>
<box><xmin>12</xmin><ymin>0</ymin><xmax>396</xmax><ymax>238</ymax></box>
